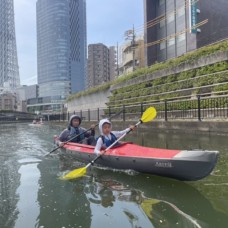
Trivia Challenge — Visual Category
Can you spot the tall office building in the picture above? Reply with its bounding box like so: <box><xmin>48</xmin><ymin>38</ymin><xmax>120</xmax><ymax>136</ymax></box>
<box><xmin>36</xmin><ymin>0</ymin><xmax>86</xmax><ymax>111</ymax></box>
<box><xmin>87</xmin><ymin>43</ymin><xmax>116</xmax><ymax>89</ymax></box>
<box><xmin>144</xmin><ymin>0</ymin><xmax>228</xmax><ymax>66</ymax></box>
<box><xmin>109</xmin><ymin>46</ymin><xmax>117</xmax><ymax>81</ymax></box>
<box><xmin>0</xmin><ymin>0</ymin><xmax>20</xmax><ymax>90</ymax></box>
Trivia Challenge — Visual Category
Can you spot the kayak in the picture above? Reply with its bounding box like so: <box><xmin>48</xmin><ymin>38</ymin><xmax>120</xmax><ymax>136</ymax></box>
<box><xmin>58</xmin><ymin>141</ymin><xmax>219</xmax><ymax>181</ymax></box>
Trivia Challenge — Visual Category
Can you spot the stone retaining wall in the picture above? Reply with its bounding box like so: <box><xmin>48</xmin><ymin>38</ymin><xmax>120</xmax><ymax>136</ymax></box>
<box><xmin>66</xmin><ymin>51</ymin><xmax>228</xmax><ymax>112</ymax></box>
<box><xmin>80</xmin><ymin>120</ymin><xmax>228</xmax><ymax>134</ymax></box>
<box><xmin>111</xmin><ymin>50</ymin><xmax>228</xmax><ymax>91</ymax></box>
<box><xmin>66</xmin><ymin>88</ymin><xmax>111</xmax><ymax>112</ymax></box>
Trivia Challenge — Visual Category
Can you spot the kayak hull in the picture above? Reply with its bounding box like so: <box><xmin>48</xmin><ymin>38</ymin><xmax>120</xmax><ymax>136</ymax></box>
<box><xmin>59</xmin><ymin>142</ymin><xmax>219</xmax><ymax>181</ymax></box>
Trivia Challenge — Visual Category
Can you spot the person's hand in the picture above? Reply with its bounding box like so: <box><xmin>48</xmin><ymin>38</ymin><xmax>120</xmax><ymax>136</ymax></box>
<box><xmin>90</xmin><ymin>124</ymin><xmax>96</xmax><ymax>130</ymax></box>
<box><xmin>59</xmin><ymin>142</ymin><xmax>65</xmax><ymax>147</ymax></box>
<box><xmin>129</xmin><ymin>125</ymin><xmax>135</xmax><ymax>131</ymax></box>
<box><xmin>97</xmin><ymin>150</ymin><xmax>104</xmax><ymax>155</ymax></box>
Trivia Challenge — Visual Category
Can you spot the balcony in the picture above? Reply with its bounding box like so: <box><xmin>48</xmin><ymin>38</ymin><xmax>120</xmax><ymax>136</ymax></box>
<box><xmin>122</xmin><ymin>52</ymin><xmax>133</xmax><ymax>67</ymax></box>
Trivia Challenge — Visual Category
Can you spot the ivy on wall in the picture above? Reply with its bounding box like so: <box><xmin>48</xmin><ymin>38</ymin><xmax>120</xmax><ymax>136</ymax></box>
<box><xmin>108</xmin><ymin>61</ymin><xmax>228</xmax><ymax>107</ymax></box>
<box><xmin>67</xmin><ymin>40</ymin><xmax>228</xmax><ymax>106</ymax></box>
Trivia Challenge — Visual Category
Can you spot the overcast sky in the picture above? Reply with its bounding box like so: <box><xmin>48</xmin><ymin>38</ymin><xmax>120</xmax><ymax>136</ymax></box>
<box><xmin>14</xmin><ymin>0</ymin><xmax>144</xmax><ymax>86</ymax></box>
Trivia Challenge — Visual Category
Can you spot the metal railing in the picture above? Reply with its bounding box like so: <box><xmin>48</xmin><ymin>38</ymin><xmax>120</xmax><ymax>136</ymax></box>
<box><xmin>0</xmin><ymin>111</ymin><xmax>37</xmax><ymax>122</ymax></box>
<box><xmin>46</xmin><ymin>95</ymin><xmax>228</xmax><ymax>122</ymax></box>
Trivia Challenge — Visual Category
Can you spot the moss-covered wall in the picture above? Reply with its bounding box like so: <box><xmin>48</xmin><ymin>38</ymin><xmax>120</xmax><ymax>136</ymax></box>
<box><xmin>66</xmin><ymin>40</ymin><xmax>228</xmax><ymax>111</ymax></box>
<box><xmin>108</xmin><ymin>61</ymin><xmax>228</xmax><ymax>107</ymax></box>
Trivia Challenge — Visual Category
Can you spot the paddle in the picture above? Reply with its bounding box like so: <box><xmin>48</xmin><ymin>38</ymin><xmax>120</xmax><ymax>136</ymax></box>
<box><xmin>44</xmin><ymin>109</ymin><xmax>123</xmax><ymax>157</ymax></box>
<box><xmin>60</xmin><ymin>106</ymin><xmax>157</xmax><ymax>180</ymax></box>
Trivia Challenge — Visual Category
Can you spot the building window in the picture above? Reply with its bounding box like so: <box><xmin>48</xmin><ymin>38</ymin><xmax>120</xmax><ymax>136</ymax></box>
<box><xmin>177</xmin><ymin>33</ymin><xmax>186</xmax><ymax>42</ymax></box>
<box><xmin>159</xmin><ymin>0</ymin><xmax>165</xmax><ymax>6</ymax></box>
<box><xmin>177</xmin><ymin>6</ymin><xmax>185</xmax><ymax>18</ymax></box>
<box><xmin>167</xmin><ymin>37</ymin><xmax>175</xmax><ymax>46</ymax></box>
<box><xmin>159</xmin><ymin>17</ymin><xmax>166</xmax><ymax>28</ymax></box>
<box><xmin>160</xmin><ymin>41</ymin><xmax>166</xmax><ymax>50</ymax></box>
<box><xmin>167</xmin><ymin>12</ymin><xmax>174</xmax><ymax>24</ymax></box>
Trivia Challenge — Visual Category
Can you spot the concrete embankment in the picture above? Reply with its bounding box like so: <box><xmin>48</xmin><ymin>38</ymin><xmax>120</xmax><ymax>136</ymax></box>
<box><xmin>51</xmin><ymin>119</ymin><xmax>228</xmax><ymax>135</ymax></box>
<box><xmin>66</xmin><ymin>49</ymin><xmax>228</xmax><ymax>112</ymax></box>
<box><xmin>143</xmin><ymin>120</ymin><xmax>228</xmax><ymax>134</ymax></box>
<box><xmin>66</xmin><ymin>89</ymin><xmax>110</xmax><ymax>112</ymax></box>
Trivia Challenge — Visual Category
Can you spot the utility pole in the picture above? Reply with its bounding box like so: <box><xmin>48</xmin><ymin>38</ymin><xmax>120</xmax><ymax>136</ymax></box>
<box><xmin>116</xmin><ymin>42</ymin><xmax>119</xmax><ymax>76</ymax></box>
<box><xmin>132</xmin><ymin>25</ymin><xmax>136</xmax><ymax>71</ymax></box>
<box><xmin>124</xmin><ymin>25</ymin><xmax>137</xmax><ymax>72</ymax></box>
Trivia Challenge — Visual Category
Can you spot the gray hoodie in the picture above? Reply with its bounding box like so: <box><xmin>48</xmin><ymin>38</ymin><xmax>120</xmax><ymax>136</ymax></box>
<box><xmin>57</xmin><ymin>115</ymin><xmax>94</xmax><ymax>144</ymax></box>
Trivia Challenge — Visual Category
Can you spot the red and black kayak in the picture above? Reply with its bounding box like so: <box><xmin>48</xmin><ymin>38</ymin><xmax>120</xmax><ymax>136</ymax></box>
<box><xmin>59</xmin><ymin>142</ymin><xmax>219</xmax><ymax>181</ymax></box>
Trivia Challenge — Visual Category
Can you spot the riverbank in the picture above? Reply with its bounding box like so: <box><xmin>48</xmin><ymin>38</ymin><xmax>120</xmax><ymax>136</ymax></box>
<box><xmin>49</xmin><ymin>119</ymin><xmax>228</xmax><ymax>135</ymax></box>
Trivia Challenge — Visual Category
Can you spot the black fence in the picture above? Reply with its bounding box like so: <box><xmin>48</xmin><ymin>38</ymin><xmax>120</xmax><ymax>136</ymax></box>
<box><xmin>46</xmin><ymin>95</ymin><xmax>228</xmax><ymax>122</ymax></box>
<box><xmin>0</xmin><ymin>111</ymin><xmax>37</xmax><ymax>122</ymax></box>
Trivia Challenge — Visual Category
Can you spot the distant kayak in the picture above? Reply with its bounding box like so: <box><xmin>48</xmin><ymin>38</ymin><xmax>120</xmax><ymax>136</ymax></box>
<box><xmin>31</xmin><ymin>118</ymin><xmax>44</xmax><ymax>125</ymax></box>
<box><xmin>57</xmin><ymin>141</ymin><xmax>219</xmax><ymax>181</ymax></box>
<box><xmin>30</xmin><ymin>121</ymin><xmax>44</xmax><ymax>125</ymax></box>
<box><xmin>29</xmin><ymin>123</ymin><xmax>44</xmax><ymax>126</ymax></box>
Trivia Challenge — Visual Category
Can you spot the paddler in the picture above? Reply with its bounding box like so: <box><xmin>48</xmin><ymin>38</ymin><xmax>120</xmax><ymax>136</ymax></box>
<box><xmin>94</xmin><ymin>119</ymin><xmax>135</xmax><ymax>155</ymax></box>
<box><xmin>56</xmin><ymin>115</ymin><xmax>96</xmax><ymax>146</ymax></box>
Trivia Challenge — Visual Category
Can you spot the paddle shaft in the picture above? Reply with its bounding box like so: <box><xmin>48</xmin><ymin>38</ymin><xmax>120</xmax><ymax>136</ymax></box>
<box><xmin>85</xmin><ymin>120</ymin><xmax>142</xmax><ymax>168</ymax></box>
<box><xmin>60</xmin><ymin>107</ymin><xmax>157</xmax><ymax>180</ymax></box>
<box><xmin>45</xmin><ymin>109</ymin><xmax>123</xmax><ymax>156</ymax></box>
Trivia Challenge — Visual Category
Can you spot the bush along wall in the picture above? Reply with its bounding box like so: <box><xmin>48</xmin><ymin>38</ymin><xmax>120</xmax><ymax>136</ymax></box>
<box><xmin>107</xmin><ymin>61</ymin><xmax>228</xmax><ymax>107</ymax></box>
<box><xmin>110</xmin><ymin>39</ymin><xmax>228</xmax><ymax>87</ymax></box>
<box><xmin>66</xmin><ymin>39</ymin><xmax>228</xmax><ymax>112</ymax></box>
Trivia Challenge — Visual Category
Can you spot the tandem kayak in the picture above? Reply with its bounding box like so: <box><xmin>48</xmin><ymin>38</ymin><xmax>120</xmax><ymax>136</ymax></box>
<box><xmin>58</xmin><ymin>141</ymin><xmax>219</xmax><ymax>181</ymax></box>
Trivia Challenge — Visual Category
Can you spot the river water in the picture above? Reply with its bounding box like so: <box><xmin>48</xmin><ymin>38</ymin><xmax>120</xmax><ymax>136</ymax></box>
<box><xmin>0</xmin><ymin>122</ymin><xmax>227</xmax><ymax>228</ymax></box>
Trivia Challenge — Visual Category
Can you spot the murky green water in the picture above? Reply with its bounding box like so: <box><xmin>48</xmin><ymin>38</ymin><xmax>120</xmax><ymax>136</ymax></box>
<box><xmin>0</xmin><ymin>122</ymin><xmax>227</xmax><ymax>228</ymax></box>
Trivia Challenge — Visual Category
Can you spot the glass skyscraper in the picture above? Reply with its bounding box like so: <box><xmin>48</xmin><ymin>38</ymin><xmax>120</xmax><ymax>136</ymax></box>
<box><xmin>0</xmin><ymin>0</ymin><xmax>20</xmax><ymax>90</ymax></box>
<box><xmin>36</xmin><ymin>0</ymin><xmax>87</xmax><ymax>104</ymax></box>
<box><xmin>144</xmin><ymin>0</ymin><xmax>228</xmax><ymax>66</ymax></box>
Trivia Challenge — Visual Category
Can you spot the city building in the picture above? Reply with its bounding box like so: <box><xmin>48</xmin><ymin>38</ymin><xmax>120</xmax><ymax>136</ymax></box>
<box><xmin>0</xmin><ymin>0</ymin><xmax>20</xmax><ymax>90</ymax></box>
<box><xmin>119</xmin><ymin>36</ymin><xmax>145</xmax><ymax>75</ymax></box>
<box><xmin>87</xmin><ymin>43</ymin><xmax>116</xmax><ymax>88</ymax></box>
<box><xmin>144</xmin><ymin>0</ymin><xmax>228</xmax><ymax>66</ymax></box>
<box><xmin>16</xmin><ymin>85</ymin><xmax>39</xmax><ymax>112</ymax></box>
<box><xmin>0</xmin><ymin>92</ymin><xmax>17</xmax><ymax>111</ymax></box>
<box><xmin>36</xmin><ymin>0</ymin><xmax>87</xmax><ymax>112</ymax></box>
<box><xmin>109</xmin><ymin>46</ymin><xmax>117</xmax><ymax>81</ymax></box>
<box><xmin>16</xmin><ymin>86</ymin><xmax>26</xmax><ymax>112</ymax></box>
<box><xmin>25</xmin><ymin>84</ymin><xmax>39</xmax><ymax>100</ymax></box>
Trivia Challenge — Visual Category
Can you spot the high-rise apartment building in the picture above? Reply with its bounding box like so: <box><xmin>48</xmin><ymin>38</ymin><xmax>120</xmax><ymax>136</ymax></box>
<box><xmin>109</xmin><ymin>46</ymin><xmax>117</xmax><ymax>81</ymax></box>
<box><xmin>144</xmin><ymin>0</ymin><xmax>228</xmax><ymax>66</ymax></box>
<box><xmin>87</xmin><ymin>43</ymin><xmax>116</xmax><ymax>89</ymax></box>
<box><xmin>36</xmin><ymin>0</ymin><xmax>86</xmax><ymax>111</ymax></box>
<box><xmin>119</xmin><ymin>36</ymin><xmax>145</xmax><ymax>75</ymax></box>
<box><xmin>0</xmin><ymin>0</ymin><xmax>20</xmax><ymax>90</ymax></box>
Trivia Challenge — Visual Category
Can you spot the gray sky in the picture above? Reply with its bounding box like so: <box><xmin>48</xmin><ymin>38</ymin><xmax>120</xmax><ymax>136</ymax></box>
<box><xmin>14</xmin><ymin>0</ymin><xmax>143</xmax><ymax>85</ymax></box>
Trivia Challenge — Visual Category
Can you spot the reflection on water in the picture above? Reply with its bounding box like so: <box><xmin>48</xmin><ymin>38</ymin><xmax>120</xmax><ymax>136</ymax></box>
<box><xmin>84</xmin><ymin>168</ymin><xmax>228</xmax><ymax>228</ymax></box>
<box><xmin>15</xmin><ymin>160</ymin><xmax>41</xmax><ymax>228</ymax></box>
<box><xmin>84</xmin><ymin>178</ymin><xmax>153</xmax><ymax>228</ymax></box>
<box><xmin>35</xmin><ymin>157</ymin><xmax>92</xmax><ymax>228</ymax></box>
<box><xmin>0</xmin><ymin>123</ymin><xmax>228</xmax><ymax>228</ymax></box>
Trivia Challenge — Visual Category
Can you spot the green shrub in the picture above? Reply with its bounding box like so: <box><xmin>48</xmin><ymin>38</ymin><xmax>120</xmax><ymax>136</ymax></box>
<box><xmin>213</xmin><ymin>83</ymin><xmax>228</xmax><ymax>92</ymax></box>
<box><xmin>67</xmin><ymin>40</ymin><xmax>228</xmax><ymax>108</ymax></box>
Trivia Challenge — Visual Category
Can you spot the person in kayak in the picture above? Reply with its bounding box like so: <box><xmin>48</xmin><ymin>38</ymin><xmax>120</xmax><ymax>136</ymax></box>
<box><xmin>94</xmin><ymin>118</ymin><xmax>135</xmax><ymax>155</ymax></box>
<box><xmin>56</xmin><ymin>115</ymin><xmax>96</xmax><ymax>146</ymax></box>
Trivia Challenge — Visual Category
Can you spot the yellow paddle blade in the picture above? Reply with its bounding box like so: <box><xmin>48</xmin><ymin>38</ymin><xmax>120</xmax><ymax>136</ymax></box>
<box><xmin>59</xmin><ymin>167</ymin><xmax>87</xmax><ymax>180</ymax></box>
<box><xmin>141</xmin><ymin>199</ymin><xmax>160</xmax><ymax>220</ymax></box>
<box><xmin>141</xmin><ymin>107</ymin><xmax>157</xmax><ymax>123</ymax></box>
